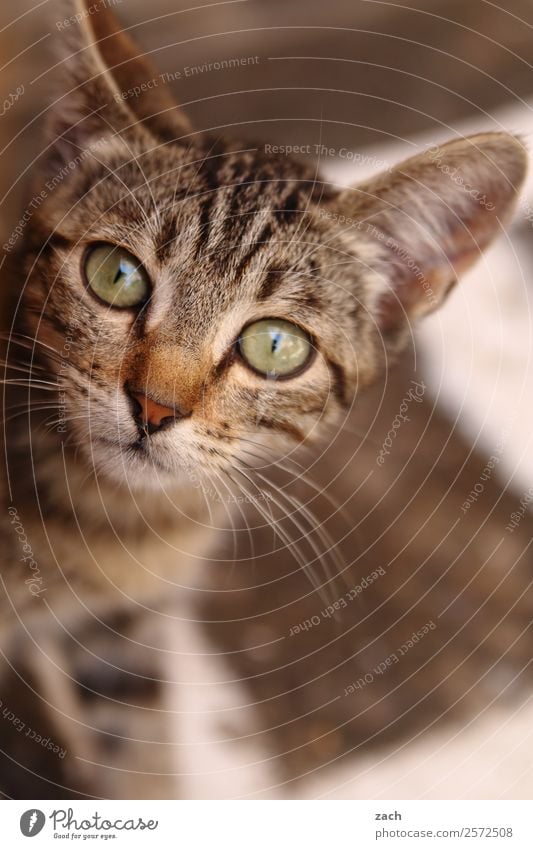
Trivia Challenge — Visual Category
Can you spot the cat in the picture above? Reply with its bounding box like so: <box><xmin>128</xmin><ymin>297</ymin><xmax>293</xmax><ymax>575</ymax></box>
<box><xmin>0</xmin><ymin>0</ymin><xmax>529</xmax><ymax>799</ymax></box>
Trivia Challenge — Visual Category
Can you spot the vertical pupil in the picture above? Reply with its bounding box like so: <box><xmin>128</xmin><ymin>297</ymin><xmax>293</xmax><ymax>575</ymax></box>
<box><xmin>271</xmin><ymin>332</ymin><xmax>281</xmax><ymax>354</ymax></box>
<box><xmin>113</xmin><ymin>258</ymin><xmax>127</xmax><ymax>285</ymax></box>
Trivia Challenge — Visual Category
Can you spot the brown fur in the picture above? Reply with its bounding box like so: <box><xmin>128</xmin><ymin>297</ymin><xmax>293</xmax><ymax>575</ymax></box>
<box><xmin>0</xmin><ymin>0</ymin><xmax>529</xmax><ymax>798</ymax></box>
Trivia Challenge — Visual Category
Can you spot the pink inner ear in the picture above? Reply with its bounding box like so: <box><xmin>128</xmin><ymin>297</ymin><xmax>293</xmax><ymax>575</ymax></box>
<box><xmin>375</xmin><ymin>207</ymin><xmax>505</xmax><ymax>333</ymax></box>
<box><xmin>341</xmin><ymin>133</ymin><xmax>528</xmax><ymax>336</ymax></box>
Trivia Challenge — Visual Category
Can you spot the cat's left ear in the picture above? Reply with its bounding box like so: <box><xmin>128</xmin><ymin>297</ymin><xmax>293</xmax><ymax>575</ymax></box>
<box><xmin>48</xmin><ymin>0</ymin><xmax>190</xmax><ymax>152</ymax></box>
<box><xmin>326</xmin><ymin>132</ymin><xmax>528</xmax><ymax>335</ymax></box>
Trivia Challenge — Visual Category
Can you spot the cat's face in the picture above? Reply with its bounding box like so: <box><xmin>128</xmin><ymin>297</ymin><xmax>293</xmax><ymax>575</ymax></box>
<box><xmin>26</xmin><ymin>135</ymin><xmax>372</xmax><ymax>488</ymax></box>
<box><xmin>18</xmin><ymin>0</ymin><xmax>527</xmax><ymax>490</ymax></box>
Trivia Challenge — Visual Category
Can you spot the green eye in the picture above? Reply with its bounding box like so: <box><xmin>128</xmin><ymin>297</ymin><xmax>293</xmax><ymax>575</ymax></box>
<box><xmin>84</xmin><ymin>244</ymin><xmax>150</xmax><ymax>308</ymax></box>
<box><xmin>238</xmin><ymin>318</ymin><xmax>313</xmax><ymax>378</ymax></box>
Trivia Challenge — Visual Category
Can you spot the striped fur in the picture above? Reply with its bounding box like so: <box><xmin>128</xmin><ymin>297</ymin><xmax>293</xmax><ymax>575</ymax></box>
<box><xmin>0</xmin><ymin>0</ymin><xmax>528</xmax><ymax>798</ymax></box>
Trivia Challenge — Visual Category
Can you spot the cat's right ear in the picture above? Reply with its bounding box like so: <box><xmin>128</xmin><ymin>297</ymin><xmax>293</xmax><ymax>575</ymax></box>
<box><xmin>47</xmin><ymin>0</ymin><xmax>191</xmax><ymax>157</ymax></box>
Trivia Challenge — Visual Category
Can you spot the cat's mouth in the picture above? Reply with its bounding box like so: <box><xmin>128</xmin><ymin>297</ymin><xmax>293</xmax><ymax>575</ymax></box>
<box><xmin>94</xmin><ymin>434</ymin><xmax>177</xmax><ymax>479</ymax></box>
<box><xmin>129</xmin><ymin>437</ymin><xmax>172</xmax><ymax>470</ymax></box>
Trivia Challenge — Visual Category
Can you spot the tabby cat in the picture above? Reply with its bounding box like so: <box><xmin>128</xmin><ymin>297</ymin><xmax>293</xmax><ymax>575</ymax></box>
<box><xmin>0</xmin><ymin>0</ymin><xmax>528</xmax><ymax>799</ymax></box>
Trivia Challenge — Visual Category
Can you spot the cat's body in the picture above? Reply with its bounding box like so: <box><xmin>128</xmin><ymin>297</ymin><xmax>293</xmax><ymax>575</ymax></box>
<box><xmin>0</xmin><ymin>0</ymin><xmax>530</xmax><ymax>798</ymax></box>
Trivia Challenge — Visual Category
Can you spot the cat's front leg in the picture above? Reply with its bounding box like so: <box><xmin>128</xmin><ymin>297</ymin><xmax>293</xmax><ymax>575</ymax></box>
<box><xmin>0</xmin><ymin>608</ymin><xmax>179</xmax><ymax>799</ymax></box>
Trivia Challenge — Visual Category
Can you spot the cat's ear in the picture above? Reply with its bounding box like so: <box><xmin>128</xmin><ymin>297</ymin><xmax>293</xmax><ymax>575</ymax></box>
<box><xmin>48</xmin><ymin>0</ymin><xmax>190</xmax><ymax>154</ymax></box>
<box><xmin>327</xmin><ymin>133</ymin><xmax>527</xmax><ymax>335</ymax></box>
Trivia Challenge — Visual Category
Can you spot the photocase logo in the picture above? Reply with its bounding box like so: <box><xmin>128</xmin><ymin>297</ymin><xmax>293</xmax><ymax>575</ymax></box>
<box><xmin>20</xmin><ymin>809</ymin><xmax>46</xmax><ymax>837</ymax></box>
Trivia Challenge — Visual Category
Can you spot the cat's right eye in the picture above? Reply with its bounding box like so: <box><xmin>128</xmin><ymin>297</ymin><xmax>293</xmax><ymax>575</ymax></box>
<box><xmin>84</xmin><ymin>244</ymin><xmax>150</xmax><ymax>308</ymax></box>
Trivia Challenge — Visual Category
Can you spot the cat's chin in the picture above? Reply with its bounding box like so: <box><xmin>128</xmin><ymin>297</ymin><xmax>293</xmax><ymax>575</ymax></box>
<box><xmin>87</xmin><ymin>437</ymin><xmax>197</xmax><ymax>493</ymax></box>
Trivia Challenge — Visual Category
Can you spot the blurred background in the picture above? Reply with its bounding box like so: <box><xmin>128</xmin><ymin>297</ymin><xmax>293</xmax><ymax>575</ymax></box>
<box><xmin>3</xmin><ymin>0</ymin><xmax>533</xmax><ymax>238</ymax></box>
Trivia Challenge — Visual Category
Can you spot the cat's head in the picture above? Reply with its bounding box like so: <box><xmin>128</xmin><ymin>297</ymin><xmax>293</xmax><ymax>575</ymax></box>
<box><xmin>19</xmin><ymin>0</ymin><xmax>527</xmax><ymax>490</ymax></box>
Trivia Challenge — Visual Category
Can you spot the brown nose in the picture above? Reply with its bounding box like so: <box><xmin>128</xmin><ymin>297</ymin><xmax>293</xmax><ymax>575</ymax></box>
<box><xmin>128</xmin><ymin>389</ymin><xmax>191</xmax><ymax>435</ymax></box>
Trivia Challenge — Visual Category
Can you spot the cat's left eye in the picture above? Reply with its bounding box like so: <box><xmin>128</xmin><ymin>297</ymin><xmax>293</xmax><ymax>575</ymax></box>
<box><xmin>84</xmin><ymin>244</ymin><xmax>150</xmax><ymax>308</ymax></box>
<box><xmin>238</xmin><ymin>318</ymin><xmax>313</xmax><ymax>379</ymax></box>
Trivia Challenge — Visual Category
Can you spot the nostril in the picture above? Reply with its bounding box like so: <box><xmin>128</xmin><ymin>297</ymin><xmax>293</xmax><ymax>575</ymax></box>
<box><xmin>127</xmin><ymin>388</ymin><xmax>191</xmax><ymax>434</ymax></box>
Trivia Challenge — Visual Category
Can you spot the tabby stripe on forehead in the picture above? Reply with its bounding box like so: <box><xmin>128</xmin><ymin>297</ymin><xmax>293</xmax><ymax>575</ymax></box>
<box><xmin>194</xmin><ymin>157</ymin><xmax>227</xmax><ymax>257</ymax></box>
<box><xmin>274</xmin><ymin>187</ymin><xmax>302</xmax><ymax>225</ymax></box>
<box><xmin>194</xmin><ymin>189</ymin><xmax>219</xmax><ymax>258</ymax></box>
<box><xmin>226</xmin><ymin>177</ymin><xmax>248</xmax><ymax>221</ymax></box>
<box><xmin>212</xmin><ymin>179</ymin><xmax>243</xmax><ymax>238</ymax></box>
<box><xmin>257</xmin><ymin>268</ymin><xmax>283</xmax><ymax>301</ymax></box>
<box><xmin>234</xmin><ymin>222</ymin><xmax>273</xmax><ymax>279</ymax></box>
<box><xmin>156</xmin><ymin>217</ymin><xmax>178</xmax><ymax>262</ymax></box>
